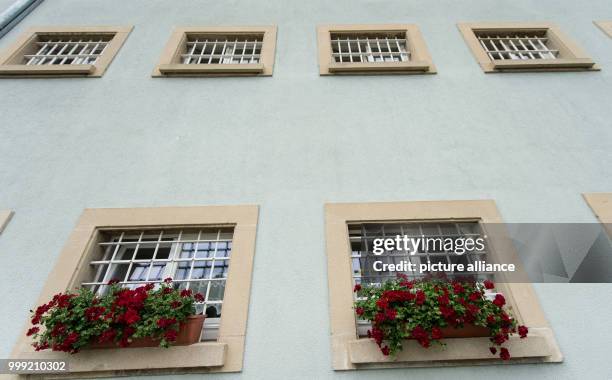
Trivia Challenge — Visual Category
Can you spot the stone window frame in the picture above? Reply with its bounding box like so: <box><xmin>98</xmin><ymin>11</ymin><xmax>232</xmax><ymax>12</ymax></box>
<box><xmin>594</xmin><ymin>21</ymin><xmax>612</xmax><ymax>38</ymax></box>
<box><xmin>0</xmin><ymin>26</ymin><xmax>132</xmax><ymax>78</ymax></box>
<box><xmin>457</xmin><ymin>22</ymin><xmax>599</xmax><ymax>73</ymax></box>
<box><xmin>10</xmin><ymin>205</ymin><xmax>259</xmax><ymax>377</ymax></box>
<box><xmin>325</xmin><ymin>199</ymin><xmax>562</xmax><ymax>370</ymax></box>
<box><xmin>152</xmin><ymin>26</ymin><xmax>277</xmax><ymax>77</ymax></box>
<box><xmin>317</xmin><ymin>24</ymin><xmax>437</xmax><ymax>75</ymax></box>
<box><xmin>583</xmin><ymin>193</ymin><xmax>612</xmax><ymax>236</ymax></box>
<box><xmin>0</xmin><ymin>210</ymin><xmax>14</xmax><ymax>234</ymax></box>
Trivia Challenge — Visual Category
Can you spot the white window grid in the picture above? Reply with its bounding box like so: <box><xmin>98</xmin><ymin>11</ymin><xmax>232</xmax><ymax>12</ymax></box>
<box><xmin>24</xmin><ymin>35</ymin><xmax>113</xmax><ymax>66</ymax></box>
<box><xmin>331</xmin><ymin>32</ymin><xmax>409</xmax><ymax>63</ymax></box>
<box><xmin>476</xmin><ymin>31</ymin><xmax>558</xmax><ymax>61</ymax></box>
<box><xmin>349</xmin><ymin>221</ymin><xmax>495</xmax><ymax>336</ymax></box>
<box><xmin>181</xmin><ymin>34</ymin><xmax>263</xmax><ymax>64</ymax></box>
<box><xmin>82</xmin><ymin>228</ymin><xmax>233</xmax><ymax>341</ymax></box>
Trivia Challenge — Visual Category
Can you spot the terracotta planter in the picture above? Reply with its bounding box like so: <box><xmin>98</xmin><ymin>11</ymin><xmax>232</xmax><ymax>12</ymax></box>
<box><xmin>89</xmin><ymin>315</ymin><xmax>205</xmax><ymax>349</ymax></box>
<box><xmin>438</xmin><ymin>324</ymin><xmax>489</xmax><ymax>338</ymax></box>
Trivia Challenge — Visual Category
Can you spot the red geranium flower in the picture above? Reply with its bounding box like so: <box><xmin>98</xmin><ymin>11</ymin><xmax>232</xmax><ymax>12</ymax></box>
<box><xmin>499</xmin><ymin>347</ymin><xmax>510</xmax><ymax>360</ymax></box>
<box><xmin>164</xmin><ymin>329</ymin><xmax>178</xmax><ymax>342</ymax></box>
<box><xmin>381</xmin><ymin>346</ymin><xmax>390</xmax><ymax>356</ymax></box>
<box><xmin>431</xmin><ymin>326</ymin><xmax>443</xmax><ymax>340</ymax></box>
<box><xmin>157</xmin><ymin>317</ymin><xmax>177</xmax><ymax>328</ymax></box>
<box><xmin>180</xmin><ymin>289</ymin><xmax>192</xmax><ymax>298</ymax></box>
<box><xmin>26</xmin><ymin>327</ymin><xmax>40</xmax><ymax>336</ymax></box>
<box><xmin>489</xmin><ymin>346</ymin><xmax>497</xmax><ymax>355</ymax></box>
<box><xmin>415</xmin><ymin>290</ymin><xmax>426</xmax><ymax>305</ymax></box>
<box><xmin>493</xmin><ymin>294</ymin><xmax>506</xmax><ymax>308</ymax></box>
<box><xmin>518</xmin><ymin>325</ymin><xmax>528</xmax><ymax>338</ymax></box>
<box><xmin>194</xmin><ymin>293</ymin><xmax>205</xmax><ymax>302</ymax></box>
<box><xmin>355</xmin><ymin>307</ymin><xmax>364</xmax><ymax>316</ymax></box>
<box><xmin>164</xmin><ymin>277</ymin><xmax>173</xmax><ymax>283</ymax></box>
<box><xmin>483</xmin><ymin>279</ymin><xmax>495</xmax><ymax>290</ymax></box>
<box><xmin>353</xmin><ymin>284</ymin><xmax>362</xmax><ymax>293</ymax></box>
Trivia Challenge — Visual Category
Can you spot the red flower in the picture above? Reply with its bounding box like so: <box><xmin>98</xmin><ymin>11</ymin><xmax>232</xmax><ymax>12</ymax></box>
<box><xmin>437</xmin><ymin>294</ymin><xmax>450</xmax><ymax>306</ymax></box>
<box><xmin>439</xmin><ymin>305</ymin><xmax>454</xmax><ymax>319</ymax></box>
<box><xmin>122</xmin><ymin>308</ymin><xmax>140</xmax><ymax>325</ymax></box>
<box><xmin>370</xmin><ymin>327</ymin><xmax>384</xmax><ymax>345</ymax></box>
<box><xmin>486</xmin><ymin>314</ymin><xmax>496</xmax><ymax>325</ymax></box>
<box><xmin>453</xmin><ymin>283</ymin><xmax>464</xmax><ymax>294</ymax></box>
<box><xmin>31</xmin><ymin>314</ymin><xmax>41</xmax><ymax>325</ymax></box>
<box><xmin>355</xmin><ymin>307</ymin><xmax>364</xmax><ymax>316</ymax></box>
<box><xmin>164</xmin><ymin>277</ymin><xmax>173</xmax><ymax>283</ymax></box>
<box><xmin>63</xmin><ymin>332</ymin><xmax>79</xmax><ymax>347</ymax></box>
<box><xmin>415</xmin><ymin>290</ymin><xmax>426</xmax><ymax>305</ymax></box>
<box><xmin>26</xmin><ymin>327</ymin><xmax>40</xmax><ymax>336</ymax></box>
<box><xmin>157</xmin><ymin>317</ymin><xmax>177</xmax><ymax>328</ymax></box>
<box><xmin>385</xmin><ymin>308</ymin><xmax>397</xmax><ymax>320</ymax></box>
<box><xmin>376</xmin><ymin>298</ymin><xmax>389</xmax><ymax>310</ymax></box>
<box><xmin>518</xmin><ymin>325</ymin><xmax>528</xmax><ymax>338</ymax></box>
<box><xmin>171</xmin><ymin>300</ymin><xmax>182</xmax><ymax>309</ymax></box>
<box><xmin>164</xmin><ymin>329</ymin><xmax>178</xmax><ymax>342</ymax></box>
<box><xmin>381</xmin><ymin>346</ymin><xmax>390</xmax><ymax>356</ymax></box>
<box><xmin>50</xmin><ymin>323</ymin><xmax>66</xmax><ymax>337</ymax></box>
<box><xmin>194</xmin><ymin>293</ymin><xmax>205</xmax><ymax>302</ymax></box>
<box><xmin>107</xmin><ymin>279</ymin><xmax>120</xmax><ymax>285</ymax></box>
<box><xmin>145</xmin><ymin>283</ymin><xmax>155</xmax><ymax>291</ymax></box>
<box><xmin>431</xmin><ymin>327</ymin><xmax>443</xmax><ymax>340</ymax></box>
<box><xmin>374</xmin><ymin>313</ymin><xmax>386</xmax><ymax>324</ymax></box>
<box><xmin>489</xmin><ymin>346</ymin><xmax>497</xmax><ymax>355</ymax></box>
<box><xmin>180</xmin><ymin>289</ymin><xmax>192</xmax><ymax>298</ymax></box>
<box><xmin>467</xmin><ymin>304</ymin><xmax>480</xmax><ymax>316</ymax></box>
<box><xmin>493</xmin><ymin>294</ymin><xmax>506</xmax><ymax>308</ymax></box>
<box><xmin>492</xmin><ymin>333</ymin><xmax>507</xmax><ymax>345</ymax></box>
<box><xmin>163</xmin><ymin>287</ymin><xmax>173</xmax><ymax>294</ymax></box>
<box><xmin>468</xmin><ymin>291</ymin><xmax>481</xmax><ymax>302</ymax></box>
<box><xmin>483</xmin><ymin>280</ymin><xmax>495</xmax><ymax>290</ymax></box>
<box><xmin>85</xmin><ymin>306</ymin><xmax>106</xmax><ymax>321</ymax></box>
<box><xmin>98</xmin><ymin>329</ymin><xmax>117</xmax><ymax>343</ymax></box>
<box><xmin>353</xmin><ymin>284</ymin><xmax>362</xmax><ymax>293</ymax></box>
<box><xmin>499</xmin><ymin>347</ymin><xmax>510</xmax><ymax>360</ymax></box>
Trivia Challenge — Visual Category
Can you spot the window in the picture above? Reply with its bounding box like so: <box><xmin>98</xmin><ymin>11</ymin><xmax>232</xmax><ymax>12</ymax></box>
<box><xmin>583</xmin><ymin>193</ymin><xmax>612</xmax><ymax>237</ymax></box>
<box><xmin>325</xmin><ymin>200</ymin><xmax>561</xmax><ymax>369</ymax></box>
<box><xmin>317</xmin><ymin>24</ymin><xmax>436</xmax><ymax>75</ymax></box>
<box><xmin>457</xmin><ymin>22</ymin><xmax>598</xmax><ymax>73</ymax></box>
<box><xmin>0</xmin><ymin>210</ymin><xmax>13</xmax><ymax>234</ymax></box>
<box><xmin>0</xmin><ymin>26</ymin><xmax>132</xmax><ymax>77</ymax></box>
<box><xmin>350</xmin><ymin>221</ymin><xmax>498</xmax><ymax>337</ymax></box>
<box><xmin>83</xmin><ymin>228</ymin><xmax>234</xmax><ymax>341</ymax></box>
<box><xmin>595</xmin><ymin>21</ymin><xmax>612</xmax><ymax>38</ymax></box>
<box><xmin>153</xmin><ymin>26</ymin><xmax>277</xmax><ymax>77</ymax></box>
<box><xmin>12</xmin><ymin>205</ymin><xmax>259</xmax><ymax>375</ymax></box>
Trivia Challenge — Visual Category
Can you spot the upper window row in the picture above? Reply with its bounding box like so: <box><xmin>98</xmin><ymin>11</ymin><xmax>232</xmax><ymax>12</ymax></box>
<box><xmin>0</xmin><ymin>22</ymin><xmax>609</xmax><ymax>78</ymax></box>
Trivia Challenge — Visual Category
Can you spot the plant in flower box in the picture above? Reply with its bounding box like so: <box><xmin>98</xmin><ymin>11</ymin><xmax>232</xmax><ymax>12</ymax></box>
<box><xmin>26</xmin><ymin>278</ymin><xmax>205</xmax><ymax>353</ymax></box>
<box><xmin>353</xmin><ymin>275</ymin><xmax>529</xmax><ymax>360</ymax></box>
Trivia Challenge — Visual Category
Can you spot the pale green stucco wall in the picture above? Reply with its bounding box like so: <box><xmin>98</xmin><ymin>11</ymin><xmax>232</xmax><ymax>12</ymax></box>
<box><xmin>0</xmin><ymin>0</ymin><xmax>611</xmax><ymax>378</ymax></box>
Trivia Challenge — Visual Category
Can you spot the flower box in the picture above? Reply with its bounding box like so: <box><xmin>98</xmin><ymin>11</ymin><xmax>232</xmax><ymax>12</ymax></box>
<box><xmin>89</xmin><ymin>315</ymin><xmax>205</xmax><ymax>349</ymax></box>
<box><xmin>435</xmin><ymin>324</ymin><xmax>490</xmax><ymax>339</ymax></box>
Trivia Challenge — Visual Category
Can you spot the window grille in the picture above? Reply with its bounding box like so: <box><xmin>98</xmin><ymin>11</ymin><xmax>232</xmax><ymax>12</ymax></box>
<box><xmin>330</xmin><ymin>32</ymin><xmax>409</xmax><ymax>63</ymax></box>
<box><xmin>476</xmin><ymin>31</ymin><xmax>558</xmax><ymax>61</ymax></box>
<box><xmin>82</xmin><ymin>227</ymin><xmax>233</xmax><ymax>340</ymax></box>
<box><xmin>23</xmin><ymin>34</ymin><xmax>113</xmax><ymax>66</ymax></box>
<box><xmin>182</xmin><ymin>34</ymin><xmax>263</xmax><ymax>64</ymax></box>
<box><xmin>349</xmin><ymin>221</ymin><xmax>493</xmax><ymax>336</ymax></box>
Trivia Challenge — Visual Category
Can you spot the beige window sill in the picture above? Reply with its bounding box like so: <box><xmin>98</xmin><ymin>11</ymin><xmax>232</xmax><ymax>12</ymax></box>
<box><xmin>13</xmin><ymin>342</ymin><xmax>227</xmax><ymax>375</ymax></box>
<box><xmin>348</xmin><ymin>327</ymin><xmax>556</xmax><ymax>365</ymax></box>
<box><xmin>328</xmin><ymin>61</ymin><xmax>432</xmax><ymax>73</ymax></box>
<box><xmin>491</xmin><ymin>58</ymin><xmax>596</xmax><ymax>71</ymax></box>
<box><xmin>0</xmin><ymin>64</ymin><xmax>94</xmax><ymax>76</ymax></box>
<box><xmin>157</xmin><ymin>63</ymin><xmax>265</xmax><ymax>75</ymax></box>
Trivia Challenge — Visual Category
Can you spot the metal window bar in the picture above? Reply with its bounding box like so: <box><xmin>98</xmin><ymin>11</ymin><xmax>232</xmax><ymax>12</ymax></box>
<box><xmin>331</xmin><ymin>33</ymin><xmax>410</xmax><ymax>63</ymax></box>
<box><xmin>182</xmin><ymin>35</ymin><xmax>263</xmax><ymax>64</ymax></box>
<box><xmin>81</xmin><ymin>228</ymin><xmax>234</xmax><ymax>341</ymax></box>
<box><xmin>349</xmin><ymin>221</ymin><xmax>495</xmax><ymax>336</ymax></box>
<box><xmin>24</xmin><ymin>35</ymin><xmax>112</xmax><ymax>65</ymax></box>
<box><xmin>477</xmin><ymin>33</ymin><xmax>558</xmax><ymax>60</ymax></box>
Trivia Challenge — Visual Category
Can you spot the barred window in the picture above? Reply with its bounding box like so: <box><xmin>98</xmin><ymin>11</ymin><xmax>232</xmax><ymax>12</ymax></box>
<box><xmin>349</xmin><ymin>221</ymin><xmax>493</xmax><ymax>288</ymax></box>
<box><xmin>0</xmin><ymin>27</ymin><xmax>132</xmax><ymax>77</ymax></box>
<box><xmin>22</xmin><ymin>34</ymin><xmax>113</xmax><ymax>66</ymax></box>
<box><xmin>458</xmin><ymin>23</ymin><xmax>597</xmax><ymax>72</ymax></box>
<box><xmin>476</xmin><ymin>31</ymin><xmax>557</xmax><ymax>61</ymax></box>
<box><xmin>349</xmin><ymin>221</ymin><xmax>493</xmax><ymax>336</ymax></box>
<box><xmin>330</xmin><ymin>32</ymin><xmax>409</xmax><ymax>63</ymax></box>
<box><xmin>182</xmin><ymin>34</ymin><xmax>263</xmax><ymax>65</ymax></box>
<box><xmin>83</xmin><ymin>227</ymin><xmax>233</xmax><ymax>340</ymax></box>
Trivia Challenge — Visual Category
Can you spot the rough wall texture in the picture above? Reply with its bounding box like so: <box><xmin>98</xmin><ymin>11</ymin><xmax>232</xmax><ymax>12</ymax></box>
<box><xmin>0</xmin><ymin>0</ymin><xmax>610</xmax><ymax>379</ymax></box>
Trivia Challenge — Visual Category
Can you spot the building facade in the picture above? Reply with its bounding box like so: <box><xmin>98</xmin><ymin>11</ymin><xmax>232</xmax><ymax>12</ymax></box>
<box><xmin>0</xmin><ymin>0</ymin><xmax>611</xmax><ymax>378</ymax></box>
